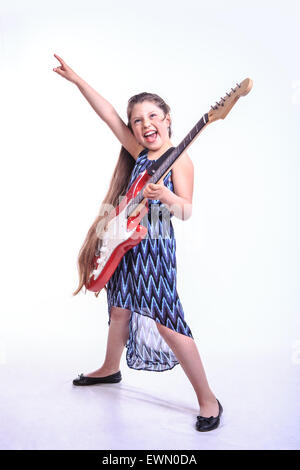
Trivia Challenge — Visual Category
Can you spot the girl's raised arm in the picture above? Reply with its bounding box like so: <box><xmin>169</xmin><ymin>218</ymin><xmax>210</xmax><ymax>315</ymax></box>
<box><xmin>53</xmin><ymin>54</ymin><xmax>143</xmax><ymax>160</ymax></box>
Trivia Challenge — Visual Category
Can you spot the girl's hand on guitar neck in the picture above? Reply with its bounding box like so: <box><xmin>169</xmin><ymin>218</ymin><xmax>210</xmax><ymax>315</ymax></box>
<box><xmin>143</xmin><ymin>182</ymin><xmax>166</xmax><ymax>201</ymax></box>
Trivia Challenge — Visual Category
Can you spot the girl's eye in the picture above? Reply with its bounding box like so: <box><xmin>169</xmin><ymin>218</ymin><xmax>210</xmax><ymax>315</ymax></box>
<box><xmin>134</xmin><ymin>113</ymin><xmax>156</xmax><ymax>124</ymax></box>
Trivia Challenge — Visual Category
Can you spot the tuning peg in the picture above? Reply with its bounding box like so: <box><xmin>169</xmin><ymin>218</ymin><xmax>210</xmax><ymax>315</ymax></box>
<box><xmin>236</xmin><ymin>82</ymin><xmax>241</xmax><ymax>88</ymax></box>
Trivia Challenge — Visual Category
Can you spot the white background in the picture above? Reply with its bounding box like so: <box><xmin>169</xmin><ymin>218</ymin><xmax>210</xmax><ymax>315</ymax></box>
<box><xmin>0</xmin><ymin>0</ymin><xmax>299</xmax><ymax>450</ymax></box>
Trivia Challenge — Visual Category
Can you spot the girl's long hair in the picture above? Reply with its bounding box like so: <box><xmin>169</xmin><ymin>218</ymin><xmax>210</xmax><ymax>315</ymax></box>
<box><xmin>72</xmin><ymin>92</ymin><xmax>172</xmax><ymax>297</ymax></box>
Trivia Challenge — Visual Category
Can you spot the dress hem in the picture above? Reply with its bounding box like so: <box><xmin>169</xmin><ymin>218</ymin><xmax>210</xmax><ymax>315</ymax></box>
<box><xmin>108</xmin><ymin>303</ymin><xmax>187</xmax><ymax>372</ymax></box>
<box><xmin>125</xmin><ymin>361</ymin><xmax>179</xmax><ymax>372</ymax></box>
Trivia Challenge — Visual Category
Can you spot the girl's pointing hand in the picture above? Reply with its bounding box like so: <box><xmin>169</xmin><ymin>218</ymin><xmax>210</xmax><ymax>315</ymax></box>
<box><xmin>53</xmin><ymin>54</ymin><xmax>80</xmax><ymax>84</ymax></box>
<box><xmin>143</xmin><ymin>182</ymin><xmax>166</xmax><ymax>200</ymax></box>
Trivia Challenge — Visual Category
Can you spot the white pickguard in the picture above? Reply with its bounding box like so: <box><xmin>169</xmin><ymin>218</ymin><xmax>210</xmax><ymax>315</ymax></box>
<box><xmin>91</xmin><ymin>207</ymin><xmax>137</xmax><ymax>281</ymax></box>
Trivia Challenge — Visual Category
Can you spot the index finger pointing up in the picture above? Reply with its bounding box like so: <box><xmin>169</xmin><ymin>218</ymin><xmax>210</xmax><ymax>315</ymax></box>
<box><xmin>54</xmin><ymin>53</ymin><xmax>64</xmax><ymax>65</ymax></box>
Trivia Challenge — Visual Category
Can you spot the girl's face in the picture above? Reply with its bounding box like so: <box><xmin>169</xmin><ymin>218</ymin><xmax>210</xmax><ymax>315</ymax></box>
<box><xmin>130</xmin><ymin>101</ymin><xmax>171</xmax><ymax>150</ymax></box>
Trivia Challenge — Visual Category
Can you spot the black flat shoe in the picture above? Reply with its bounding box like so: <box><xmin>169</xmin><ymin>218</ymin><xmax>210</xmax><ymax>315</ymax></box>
<box><xmin>196</xmin><ymin>399</ymin><xmax>223</xmax><ymax>432</ymax></box>
<box><xmin>73</xmin><ymin>370</ymin><xmax>122</xmax><ymax>386</ymax></box>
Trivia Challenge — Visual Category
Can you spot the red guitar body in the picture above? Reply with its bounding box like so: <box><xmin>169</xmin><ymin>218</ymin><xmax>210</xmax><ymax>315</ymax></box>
<box><xmin>85</xmin><ymin>168</ymin><xmax>151</xmax><ymax>292</ymax></box>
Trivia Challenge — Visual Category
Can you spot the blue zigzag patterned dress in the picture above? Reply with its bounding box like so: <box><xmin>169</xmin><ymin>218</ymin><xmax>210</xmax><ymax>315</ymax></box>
<box><xmin>106</xmin><ymin>147</ymin><xmax>194</xmax><ymax>372</ymax></box>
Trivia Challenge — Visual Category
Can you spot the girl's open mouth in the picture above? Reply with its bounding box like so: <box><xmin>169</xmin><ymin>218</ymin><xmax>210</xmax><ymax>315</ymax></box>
<box><xmin>144</xmin><ymin>131</ymin><xmax>158</xmax><ymax>143</ymax></box>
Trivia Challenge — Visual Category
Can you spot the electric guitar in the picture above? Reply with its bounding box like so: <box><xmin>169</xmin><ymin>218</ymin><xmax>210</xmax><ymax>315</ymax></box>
<box><xmin>86</xmin><ymin>77</ymin><xmax>253</xmax><ymax>292</ymax></box>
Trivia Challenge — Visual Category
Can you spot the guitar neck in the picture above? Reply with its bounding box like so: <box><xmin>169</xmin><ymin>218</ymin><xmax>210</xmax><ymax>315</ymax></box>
<box><xmin>107</xmin><ymin>78</ymin><xmax>253</xmax><ymax>220</ymax></box>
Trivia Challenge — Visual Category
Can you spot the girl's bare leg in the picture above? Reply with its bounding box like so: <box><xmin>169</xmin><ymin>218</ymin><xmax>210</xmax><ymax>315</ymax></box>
<box><xmin>156</xmin><ymin>322</ymin><xmax>219</xmax><ymax>418</ymax></box>
<box><xmin>85</xmin><ymin>306</ymin><xmax>131</xmax><ymax>377</ymax></box>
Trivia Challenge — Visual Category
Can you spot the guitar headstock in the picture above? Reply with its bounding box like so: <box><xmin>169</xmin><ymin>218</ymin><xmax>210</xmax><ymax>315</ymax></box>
<box><xmin>207</xmin><ymin>78</ymin><xmax>253</xmax><ymax>123</ymax></box>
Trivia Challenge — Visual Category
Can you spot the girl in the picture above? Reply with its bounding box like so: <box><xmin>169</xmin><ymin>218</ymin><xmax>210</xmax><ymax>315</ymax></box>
<box><xmin>53</xmin><ymin>54</ymin><xmax>223</xmax><ymax>432</ymax></box>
